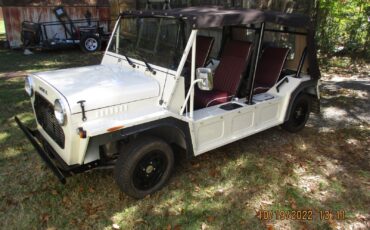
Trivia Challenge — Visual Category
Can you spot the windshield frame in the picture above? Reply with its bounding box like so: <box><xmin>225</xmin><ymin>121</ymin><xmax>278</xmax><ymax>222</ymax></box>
<box><xmin>105</xmin><ymin>15</ymin><xmax>186</xmax><ymax>76</ymax></box>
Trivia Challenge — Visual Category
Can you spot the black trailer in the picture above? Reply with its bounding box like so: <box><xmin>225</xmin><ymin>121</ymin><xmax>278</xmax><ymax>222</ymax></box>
<box><xmin>21</xmin><ymin>7</ymin><xmax>111</xmax><ymax>52</ymax></box>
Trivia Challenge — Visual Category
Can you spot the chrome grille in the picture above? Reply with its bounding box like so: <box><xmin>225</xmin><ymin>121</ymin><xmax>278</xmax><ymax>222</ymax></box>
<box><xmin>34</xmin><ymin>93</ymin><xmax>65</xmax><ymax>149</ymax></box>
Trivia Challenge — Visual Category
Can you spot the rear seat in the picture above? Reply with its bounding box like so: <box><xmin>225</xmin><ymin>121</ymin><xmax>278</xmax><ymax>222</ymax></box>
<box><xmin>253</xmin><ymin>47</ymin><xmax>290</xmax><ymax>94</ymax></box>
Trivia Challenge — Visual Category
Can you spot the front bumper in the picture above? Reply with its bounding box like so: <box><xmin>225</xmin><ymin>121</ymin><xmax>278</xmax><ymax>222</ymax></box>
<box><xmin>15</xmin><ymin>116</ymin><xmax>100</xmax><ymax>184</ymax></box>
<box><xmin>15</xmin><ymin>116</ymin><xmax>68</xmax><ymax>183</ymax></box>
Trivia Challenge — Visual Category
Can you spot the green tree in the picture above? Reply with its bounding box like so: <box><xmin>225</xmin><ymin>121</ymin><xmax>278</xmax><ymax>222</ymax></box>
<box><xmin>316</xmin><ymin>0</ymin><xmax>369</xmax><ymax>57</ymax></box>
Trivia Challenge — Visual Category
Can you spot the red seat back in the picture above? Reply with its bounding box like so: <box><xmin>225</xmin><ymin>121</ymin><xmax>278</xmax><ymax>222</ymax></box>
<box><xmin>187</xmin><ymin>35</ymin><xmax>215</xmax><ymax>68</ymax></box>
<box><xmin>254</xmin><ymin>47</ymin><xmax>290</xmax><ymax>88</ymax></box>
<box><xmin>213</xmin><ymin>40</ymin><xmax>253</xmax><ymax>95</ymax></box>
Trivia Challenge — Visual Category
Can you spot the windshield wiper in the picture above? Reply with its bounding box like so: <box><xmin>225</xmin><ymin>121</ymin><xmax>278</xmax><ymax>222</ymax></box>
<box><xmin>144</xmin><ymin>60</ymin><xmax>156</xmax><ymax>75</ymax></box>
<box><xmin>122</xmin><ymin>53</ymin><xmax>136</xmax><ymax>68</ymax></box>
<box><xmin>137</xmin><ymin>54</ymin><xmax>156</xmax><ymax>75</ymax></box>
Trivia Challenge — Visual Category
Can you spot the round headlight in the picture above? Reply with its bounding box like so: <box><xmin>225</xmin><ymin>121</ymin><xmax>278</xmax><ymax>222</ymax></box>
<box><xmin>25</xmin><ymin>76</ymin><xmax>33</xmax><ymax>97</ymax></box>
<box><xmin>54</xmin><ymin>99</ymin><xmax>67</xmax><ymax>126</ymax></box>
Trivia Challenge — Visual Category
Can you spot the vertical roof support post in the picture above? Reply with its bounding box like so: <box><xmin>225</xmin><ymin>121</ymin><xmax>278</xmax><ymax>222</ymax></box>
<box><xmin>247</xmin><ymin>22</ymin><xmax>265</xmax><ymax>105</ymax></box>
<box><xmin>176</xmin><ymin>30</ymin><xmax>197</xmax><ymax>79</ymax></box>
<box><xmin>105</xmin><ymin>15</ymin><xmax>121</xmax><ymax>53</ymax></box>
<box><xmin>189</xmin><ymin>29</ymin><xmax>197</xmax><ymax>118</ymax></box>
<box><xmin>176</xmin><ymin>30</ymin><xmax>197</xmax><ymax>115</ymax></box>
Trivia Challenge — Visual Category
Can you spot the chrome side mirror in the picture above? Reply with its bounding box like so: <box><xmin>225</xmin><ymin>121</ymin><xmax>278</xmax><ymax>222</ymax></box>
<box><xmin>196</xmin><ymin>68</ymin><xmax>213</xmax><ymax>91</ymax></box>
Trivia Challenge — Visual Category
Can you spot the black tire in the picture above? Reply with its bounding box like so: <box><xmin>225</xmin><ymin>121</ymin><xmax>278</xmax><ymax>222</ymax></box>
<box><xmin>114</xmin><ymin>136</ymin><xmax>174</xmax><ymax>199</ymax></box>
<box><xmin>282</xmin><ymin>94</ymin><xmax>312</xmax><ymax>133</ymax></box>
<box><xmin>80</xmin><ymin>35</ymin><xmax>101</xmax><ymax>52</ymax></box>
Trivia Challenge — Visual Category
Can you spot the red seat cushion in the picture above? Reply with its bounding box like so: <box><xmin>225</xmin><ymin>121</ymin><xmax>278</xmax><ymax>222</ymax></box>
<box><xmin>195</xmin><ymin>88</ymin><xmax>230</xmax><ymax>108</ymax></box>
<box><xmin>253</xmin><ymin>83</ymin><xmax>270</xmax><ymax>94</ymax></box>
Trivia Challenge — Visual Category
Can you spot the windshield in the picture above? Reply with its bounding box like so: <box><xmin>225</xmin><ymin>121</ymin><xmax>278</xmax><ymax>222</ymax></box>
<box><xmin>108</xmin><ymin>17</ymin><xmax>184</xmax><ymax>71</ymax></box>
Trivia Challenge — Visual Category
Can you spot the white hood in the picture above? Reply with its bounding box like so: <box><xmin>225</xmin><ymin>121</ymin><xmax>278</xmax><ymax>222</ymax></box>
<box><xmin>34</xmin><ymin>65</ymin><xmax>160</xmax><ymax>114</ymax></box>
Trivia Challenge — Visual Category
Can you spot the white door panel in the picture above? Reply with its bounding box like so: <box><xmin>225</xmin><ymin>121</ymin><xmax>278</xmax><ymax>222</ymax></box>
<box><xmin>193</xmin><ymin>97</ymin><xmax>283</xmax><ymax>155</ymax></box>
<box><xmin>231</xmin><ymin>110</ymin><xmax>254</xmax><ymax>135</ymax></box>
<box><xmin>195</xmin><ymin>117</ymin><xmax>225</xmax><ymax>149</ymax></box>
<box><xmin>256</xmin><ymin>101</ymin><xmax>280</xmax><ymax>127</ymax></box>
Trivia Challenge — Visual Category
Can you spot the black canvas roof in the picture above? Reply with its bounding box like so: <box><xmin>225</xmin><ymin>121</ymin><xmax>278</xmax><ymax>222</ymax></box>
<box><xmin>122</xmin><ymin>6</ymin><xmax>312</xmax><ymax>29</ymax></box>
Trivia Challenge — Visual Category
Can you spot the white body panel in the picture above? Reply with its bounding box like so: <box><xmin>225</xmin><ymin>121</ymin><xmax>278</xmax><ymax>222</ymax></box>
<box><xmin>191</xmin><ymin>76</ymin><xmax>309</xmax><ymax>155</ymax></box>
<box><xmin>30</xmin><ymin>75</ymin><xmax>78</xmax><ymax>165</ymax></box>
<box><xmin>34</xmin><ymin>65</ymin><xmax>160</xmax><ymax>114</ymax></box>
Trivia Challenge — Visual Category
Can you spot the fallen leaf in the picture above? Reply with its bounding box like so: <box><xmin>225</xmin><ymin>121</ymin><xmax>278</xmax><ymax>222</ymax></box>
<box><xmin>207</xmin><ymin>216</ymin><xmax>215</xmax><ymax>222</ymax></box>
<box><xmin>289</xmin><ymin>199</ymin><xmax>297</xmax><ymax>209</ymax></box>
<box><xmin>40</xmin><ymin>213</ymin><xmax>50</xmax><ymax>223</ymax></box>
<box><xmin>190</xmin><ymin>175</ymin><xmax>197</xmax><ymax>182</ymax></box>
<box><xmin>209</xmin><ymin>169</ymin><xmax>219</xmax><ymax>178</ymax></box>
<box><xmin>134</xmin><ymin>218</ymin><xmax>146</xmax><ymax>224</ymax></box>
<box><xmin>214</xmin><ymin>189</ymin><xmax>224</xmax><ymax>196</ymax></box>
<box><xmin>166</xmin><ymin>224</ymin><xmax>171</xmax><ymax>230</ymax></box>
<box><xmin>89</xmin><ymin>214</ymin><xmax>99</xmax><ymax>219</ymax></box>
<box><xmin>69</xmin><ymin>219</ymin><xmax>77</xmax><ymax>225</ymax></box>
<box><xmin>356</xmin><ymin>214</ymin><xmax>367</xmax><ymax>221</ymax></box>
<box><xmin>192</xmin><ymin>163</ymin><xmax>200</xmax><ymax>168</ymax></box>
<box><xmin>174</xmin><ymin>224</ymin><xmax>181</xmax><ymax>230</ymax></box>
<box><xmin>62</xmin><ymin>196</ymin><xmax>72</xmax><ymax>206</ymax></box>
<box><xmin>261</xmin><ymin>200</ymin><xmax>273</xmax><ymax>205</ymax></box>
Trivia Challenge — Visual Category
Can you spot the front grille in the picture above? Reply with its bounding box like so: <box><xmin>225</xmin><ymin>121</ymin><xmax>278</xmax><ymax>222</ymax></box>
<box><xmin>34</xmin><ymin>93</ymin><xmax>65</xmax><ymax>149</ymax></box>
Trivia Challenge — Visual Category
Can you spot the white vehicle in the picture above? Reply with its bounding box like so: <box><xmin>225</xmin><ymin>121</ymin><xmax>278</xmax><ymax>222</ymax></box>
<box><xmin>16</xmin><ymin>7</ymin><xmax>321</xmax><ymax>198</ymax></box>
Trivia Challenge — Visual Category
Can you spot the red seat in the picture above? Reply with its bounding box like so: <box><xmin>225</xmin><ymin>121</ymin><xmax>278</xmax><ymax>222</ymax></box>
<box><xmin>195</xmin><ymin>40</ymin><xmax>253</xmax><ymax>108</ymax></box>
<box><xmin>187</xmin><ymin>35</ymin><xmax>215</xmax><ymax>68</ymax></box>
<box><xmin>194</xmin><ymin>89</ymin><xmax>230</xmax><ymax>107</ymax></box>
<box><xmin>253</xmin><ymin>47</ymin><xmax>290</xmax><ymax>94</ymax></box>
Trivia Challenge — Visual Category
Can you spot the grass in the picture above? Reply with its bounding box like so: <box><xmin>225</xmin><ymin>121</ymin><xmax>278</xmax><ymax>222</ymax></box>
<box><xmin>0</xmin><ymin>48</ymin><xmax>102</xmax><ymax>74</ymax></box>
<box><xmin>0</xmin><ymin>46</ymin><xmax>369</xmax><ymax>229</ymax></box>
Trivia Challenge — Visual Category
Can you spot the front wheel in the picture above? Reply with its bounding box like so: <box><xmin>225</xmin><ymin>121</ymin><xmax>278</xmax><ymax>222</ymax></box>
<box><xmin>282</xmin><ymin>94</ymin><xmax>312</xmax><ymax>133</ymax></box>
<box><xmin>80</xmin><ymin>35</ymin><xmax>101</xmax><ymax>52</ymax></box>
<box><xmin>114</xmin><ymin>136</ymin><xmax>174</xmax><ymax>199</ymax></box>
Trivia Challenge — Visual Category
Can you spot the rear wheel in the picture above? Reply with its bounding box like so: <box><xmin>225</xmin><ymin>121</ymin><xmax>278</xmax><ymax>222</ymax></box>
<box><xmin>80</xmin><ymin>35</ymin><xmax>101</xmax><ymax>52</ymax></box>
<box><xmin>114</xmin><ymin>136</ymin><xmax>174</xmax><ymax>199</ymax></box>
<box><xmin>282</xmin><ymin>94</ymin><xmax>312</xmax><ymax>132</ymax></box>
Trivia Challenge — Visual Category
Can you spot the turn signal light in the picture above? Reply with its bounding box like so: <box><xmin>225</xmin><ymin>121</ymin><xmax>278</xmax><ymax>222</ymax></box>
<box><xmin>77</xmin><ymin>127</ymin><xmax>87</xmax><ymax>139</ymax></box>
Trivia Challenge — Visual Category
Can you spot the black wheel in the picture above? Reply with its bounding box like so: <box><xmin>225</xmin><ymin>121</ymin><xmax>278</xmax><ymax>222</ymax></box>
<box><xmin>114</xmin><ymin>136</ymin><xmax>174</xmax><ymax>199</ymax></box>
<box><xmin>282</xmin><ymin>94</ymin><xmax>312</xmax><ymax>133</ymax></box>
<box><xmin>80</xmin><ymin>35</ymin><xmax>101</xmax><ymax>52</ymax></box>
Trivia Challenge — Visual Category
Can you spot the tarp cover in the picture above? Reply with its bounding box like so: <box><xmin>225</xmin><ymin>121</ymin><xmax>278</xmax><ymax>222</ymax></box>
<box><xmin>122</xmin><ymin>7</ymin><xmax>320</xmax><ymax>79</ymax></box>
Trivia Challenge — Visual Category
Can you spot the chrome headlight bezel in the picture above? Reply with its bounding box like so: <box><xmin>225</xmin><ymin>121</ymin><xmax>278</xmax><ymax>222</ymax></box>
<box><xmin>25</xmin><ymin>76</ymin><xmax>33</xmax><ymax>97</ymax></box>
<box><xmin>54</xmin><ymin>99</ymin><xmax>67</xmax><ymax>126</ymax></box>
